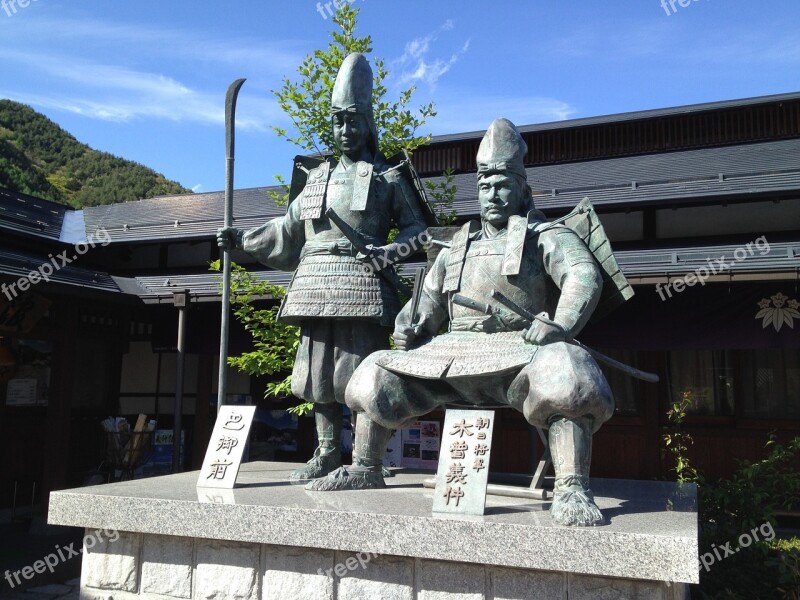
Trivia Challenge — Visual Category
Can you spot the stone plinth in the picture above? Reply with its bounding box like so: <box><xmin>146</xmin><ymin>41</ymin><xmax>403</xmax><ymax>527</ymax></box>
<box><xmin>48</xmin><ymin>462</ymin><xmax>697</xmax><ymax>600</ymax></box>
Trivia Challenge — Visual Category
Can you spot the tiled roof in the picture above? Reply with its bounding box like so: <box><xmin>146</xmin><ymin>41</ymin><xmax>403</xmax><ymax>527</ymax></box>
<box><xmin>130</xmin><ymin>239</ymin><xmax>800</xmax><ymax>302</ymax></box>
<box><xmin>430</xmin><ymin>91</ymin><xmax>800</xmax><ymax>143</ymax></box>
<box><xmin>2</xmin><ymin>235</ymin><xmax>797</xmax><ymax>301</ymax></box>
<box><xmin>66</xmin><ymin>138</ymin><xmax>800</xmax><ymax>245</ymax></box>
<box><xmin>0</xmin><ymin>246</ymin><xmax>123</xmax><ymax>294</ymax></box>
<box><xmin>0</xmin><ymin>188</ymin><xmax>67</xmax><ymax>241</ymax></box>
<box><xmin>425</xmin><ymin>138</ymin><xmax>800</xmax><ymax>215</ymax></box>
<box><xmin>82</xmin><ymin>187</ymin><xmax>284</xmax><ymax>244</ymax></box>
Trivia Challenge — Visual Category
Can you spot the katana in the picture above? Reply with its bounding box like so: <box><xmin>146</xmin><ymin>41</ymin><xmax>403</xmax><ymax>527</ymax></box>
<box><xmin>409</xmin><ymin>266</ymin><xmax>426</xmax><ymax>335</ymax></box>
<box><xmin>489</xmin><ymin>289</ymin><xmax>659</xmax><ymax>383</ymax></box>
<box><xmin>217</xmin><ymin>78</ymin><xmax>246</xmax><ymax>415</ymax></box>
<box><xmin>325</xmin><ymin>207</ymin><xmax>413</xmax><ymax>297</ymax></box>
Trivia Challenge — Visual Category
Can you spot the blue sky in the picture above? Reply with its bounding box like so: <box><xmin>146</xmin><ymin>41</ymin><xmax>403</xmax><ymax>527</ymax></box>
<box><xmin>1</xmin><ymin>0</ymin><xmax>798</xmax><ymax>194</ymax></box>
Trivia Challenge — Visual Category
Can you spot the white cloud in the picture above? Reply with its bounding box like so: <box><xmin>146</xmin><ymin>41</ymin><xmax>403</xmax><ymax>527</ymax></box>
<box><xmin>0</xmin><ymin>52</ymin><xmax>280</xmax><ymax>130</ymax></box>
<box><xmin>2</xmin><ymin>17</ymin><xmax>302</xmax><ymax>73</ymax></box>
<box><xmin>191</xmin><ymin>184</ymin><xmax>203</xmax><ymax>193</ymax></box>
<box><xmin>395</xmin><ymin>22</ymin><xmax>471</xmax><ymax>89</ymax></box>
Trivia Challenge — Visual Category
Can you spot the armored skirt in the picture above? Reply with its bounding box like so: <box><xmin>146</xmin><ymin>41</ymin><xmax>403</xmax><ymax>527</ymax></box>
<box><xmin>347</xmin><ymin>335</ymin><xmax>614</xmax><ymax>432</ymax></box>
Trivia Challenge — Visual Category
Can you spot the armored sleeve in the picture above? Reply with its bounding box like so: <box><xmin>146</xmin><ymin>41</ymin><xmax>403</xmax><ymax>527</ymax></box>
<box><xmin>537</xmin><ymin>225</ymin><xmax>602</xmax><ymax>337</ymax></box>
<box><xmin>241</xmin><ymin>195</ymin><xmax>305</xmax><ymax>271</ymax></box>
<box><xmin>395</xmin><ymin>248</ymin><xmax>449</xmax><ymax>336</ymax></box>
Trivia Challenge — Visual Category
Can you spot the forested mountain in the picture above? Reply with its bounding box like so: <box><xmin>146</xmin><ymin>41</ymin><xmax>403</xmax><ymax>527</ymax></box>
<box><xmin>0</xmin><ymin>100</ymin><xmax>191</xmax><ymax>207</ymax></box>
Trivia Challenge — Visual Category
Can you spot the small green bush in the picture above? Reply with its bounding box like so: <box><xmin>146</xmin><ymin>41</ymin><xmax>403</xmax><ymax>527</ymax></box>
<box><xmin>663</xmin><ymin>402</ymin><xmax>800</xmax><ymax>599</ymax></box>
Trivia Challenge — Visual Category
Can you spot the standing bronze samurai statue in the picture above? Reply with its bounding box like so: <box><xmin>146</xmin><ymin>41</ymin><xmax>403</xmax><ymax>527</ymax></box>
<box><xmin>218</xmin><ymin>53</ymin><xmax>433</xmax><ymax>480</ymax></box>
<box><xmin>310</xmin><ymin>118</ymin><xmax>626</xmax><ymax>528</ymax></box>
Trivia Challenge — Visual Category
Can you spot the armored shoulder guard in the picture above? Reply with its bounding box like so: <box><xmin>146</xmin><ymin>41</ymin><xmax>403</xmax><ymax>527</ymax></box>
<box><xmin>539</xmin><ymin>197</ymin><xmax>633</xmax><ymax>319</ymax></box>
<box><xmin>286</xmin><ymin>155</ymin><xmax>336</xmax><ymax>221</ymax></box>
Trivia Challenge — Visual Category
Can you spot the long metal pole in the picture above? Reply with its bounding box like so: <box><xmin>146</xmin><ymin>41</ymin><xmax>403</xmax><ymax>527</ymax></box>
<box><xmin>173</xmin><ymin>298</ymin><xmax>187</xmax><ymax>473</ymax></box>
<box><xmin>217</xmin><ymin>78</ymin><xmax>246</xmax><ymax>415</ymax></box>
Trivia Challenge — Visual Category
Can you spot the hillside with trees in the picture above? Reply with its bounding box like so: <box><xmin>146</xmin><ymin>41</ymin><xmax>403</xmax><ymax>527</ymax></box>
<box><xmin>0</xmin><ymin>100</ymin><xmax>191</xmax><ymax>207</ymax></box>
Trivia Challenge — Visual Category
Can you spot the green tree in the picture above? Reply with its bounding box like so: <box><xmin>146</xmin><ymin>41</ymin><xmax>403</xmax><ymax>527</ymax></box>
<box><xmin>211</xmin><ymin>262</ymin><xmax>300</xmax><ymax>402</ymax></box>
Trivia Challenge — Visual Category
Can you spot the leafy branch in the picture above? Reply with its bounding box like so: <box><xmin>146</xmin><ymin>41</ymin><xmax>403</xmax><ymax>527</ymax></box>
<box><xmin>210</xmin><ymin>260</ymin><xmax>308</xmax><ymax>412</ymax></box>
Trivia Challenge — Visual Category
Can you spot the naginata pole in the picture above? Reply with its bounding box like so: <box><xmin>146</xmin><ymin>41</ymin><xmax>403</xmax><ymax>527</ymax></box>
<box><xmin>218</xmin><ymin>78</ymin><xmax>246</xmax><ymax>415</ymax></box>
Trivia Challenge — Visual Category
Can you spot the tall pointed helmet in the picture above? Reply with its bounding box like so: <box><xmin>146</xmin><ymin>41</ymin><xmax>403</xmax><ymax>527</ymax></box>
<box><xmin>331</xmin><ymin>52</ymin><xmax>379</xmax><ymax>155</ymax></box>
<box><xmin>476</xmin><ymin>118</ymin><xmax>528</xmax><ymax>179</ymax></box>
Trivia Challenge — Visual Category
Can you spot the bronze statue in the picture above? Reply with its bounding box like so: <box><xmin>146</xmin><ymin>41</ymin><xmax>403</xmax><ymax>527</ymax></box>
<box><xmin>309</xmin><ymin>118</ymin><xmax>618</xmax><ymax>527</ymax></box>
<box><xmin>218</xmin><ymin>53</ymin><xmax>431</xmax><ymax>480</ymax></box>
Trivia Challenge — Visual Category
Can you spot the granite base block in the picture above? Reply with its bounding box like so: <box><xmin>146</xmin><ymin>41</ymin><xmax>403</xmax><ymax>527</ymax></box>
<box><xmin>141</xmin><ymin>535</ymin><xmax>193</xmax><ymax>598</ymax></box>
<box><xmin>48</xmin><ymin>462</ymin><xmax>697</xmax><ymax>599</ymax></box>
<box><xmin>81</xmin><ymin>531</ymin><xmax>140</xmax><ymax>593</ymax></box>
<box><xmin>262</xmin><ymin>546</ymin><xmax>334</xmax><ymax>600</ymax></box>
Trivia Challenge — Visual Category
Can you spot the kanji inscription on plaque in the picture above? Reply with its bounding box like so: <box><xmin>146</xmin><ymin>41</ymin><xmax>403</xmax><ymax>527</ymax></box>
<box><xmin>432</xmin><ymin>409</ymin><xmax>495</xmax><ymax>516</ymax></box>
<box><xmin>197</xmin><ymin>405</ymin><xmax>256</xmax><ymax>489</ymax></box>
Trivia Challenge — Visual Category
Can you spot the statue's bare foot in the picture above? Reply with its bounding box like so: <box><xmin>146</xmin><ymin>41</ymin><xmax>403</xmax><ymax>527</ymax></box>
<box><xmin>305</xmin><ymin>465</ymin><xmax>385</xmax><ymax>491</ymax></box>
<box><xmin>382</xmin><ymin>466</ymin><xmax>394</xmax><ymax>478</ymax></box>
<box><xmin>550</xmin><ymin>488</ymin><xmax>604</xmax><ymax>526</ymax></box>
<box><xmin>289</xmin><ymin>449</ymin><xmax>342</xmax><ymax>481</ymax></box>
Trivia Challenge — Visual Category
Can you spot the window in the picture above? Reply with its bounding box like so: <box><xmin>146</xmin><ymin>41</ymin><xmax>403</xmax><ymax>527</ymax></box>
<box><xmin>739</xmin><ymin>349</ymin><xmax>800</xmax><ymax>419</ymax></box>
<box><xmin>666</xmin><ymin>350</ymin><xmax>735</xmax><ymax>416</ymax></box>
<box><xmin>597</xmin><ymin>348</ymin><xmax>641</xmax><ymax>415</ymax></box>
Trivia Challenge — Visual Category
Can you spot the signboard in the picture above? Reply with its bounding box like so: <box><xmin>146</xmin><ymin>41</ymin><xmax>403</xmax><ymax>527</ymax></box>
<box><xmin>432</xmin><ymin>409</ymin><xmax>495</xmax><ymax>516</ymax></box>
<box><xmin>197</xmin><ymin>405</ymin><xmax>256</xmax><ymax>489</ymax></box>
<box><xmin>6</xmin><ymin>378</ymin><xmax>38</xmax><ymax>406</ymax></box>
<box><xmin>142</xmin><ymin>430</ymin><xmax>186</xmax><ymax>476</ymax></box>
<box><xmin>400</xmin><ymin>420</ymin><xmax>440</xmax><ymax>469</ymax></box>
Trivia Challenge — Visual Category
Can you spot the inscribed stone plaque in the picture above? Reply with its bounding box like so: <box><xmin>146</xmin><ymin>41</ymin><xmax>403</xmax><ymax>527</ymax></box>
<box><xmin>197</xmin><ymin>405</ymin><xmax>255</xmax><ymax>489</ymax></box>
<box><xmin>432</xmin><ymin>409</ymin><xmax>495</xmax><ymax>516</ymax></box>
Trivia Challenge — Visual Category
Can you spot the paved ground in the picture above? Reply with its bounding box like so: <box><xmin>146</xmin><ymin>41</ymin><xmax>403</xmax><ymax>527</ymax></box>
<box><xmin>0</xmin><ymin>580</ymin><xmax>79</xmax><ymax>600</ymax></box>
<box><xmin>0</xmin><ymin>514</ymin><xmax>82</xmax><ymax>599</ymax></box>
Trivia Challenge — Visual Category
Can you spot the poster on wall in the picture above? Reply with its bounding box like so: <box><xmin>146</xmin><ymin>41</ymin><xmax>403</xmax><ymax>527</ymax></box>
<box><xmin>255</xmin><ymin>409</ymin><xmax>299</xmax><ymax>453</ymax></box>
<box><xmin>3</xmin><ymin>339</ymin><xmax>52</xmax><ymax>406</ymax></box>
<box><xmin>6</xmin><ymin>378</ymin><xmax>37</xmax><ymax>405</ymax></box>
<box><xmin>399</xmin><ymin>420</ymin><xmax>440</xmax><ymax>470</ymax></box>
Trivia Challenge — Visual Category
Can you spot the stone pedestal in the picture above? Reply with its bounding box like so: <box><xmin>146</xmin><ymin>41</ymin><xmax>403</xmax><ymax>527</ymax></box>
<box><xmin>48</xmin><ymin>462</ymin><xmax>698</xmax><ymax>600</ymax></box>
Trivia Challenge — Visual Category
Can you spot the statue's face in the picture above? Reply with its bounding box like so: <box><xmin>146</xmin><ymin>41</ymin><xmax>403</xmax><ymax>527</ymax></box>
<box><xmin>478</xmin><ymin>173</ymin><xmax>525</xmax><ymax>229</ymax></box>
<box><xmin>333</xmin><ymin>112</ymin><xmax>370</xmax><ymax>159</ymax></box>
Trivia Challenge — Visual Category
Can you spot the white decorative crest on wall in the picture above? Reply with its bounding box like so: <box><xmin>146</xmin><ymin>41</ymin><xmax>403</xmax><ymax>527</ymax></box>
<box><xmin>756</xmin><ymin>293</ymin><xmax>799</xmax><ymax>332</ymax></box>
